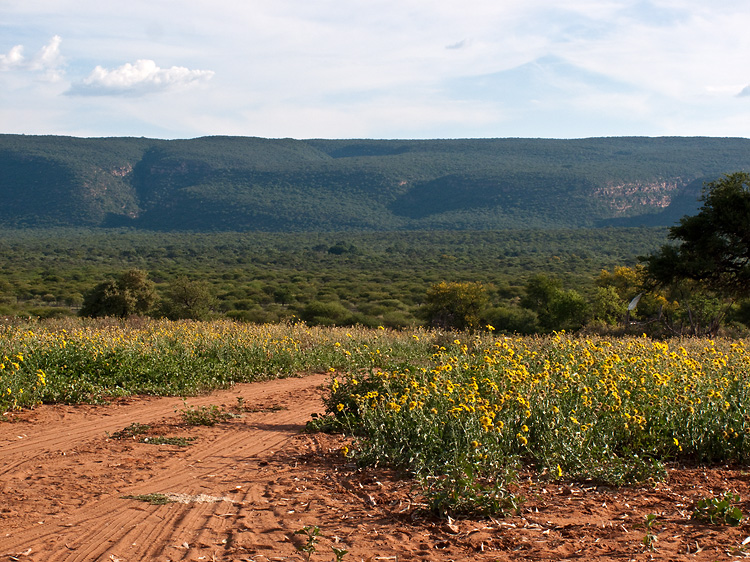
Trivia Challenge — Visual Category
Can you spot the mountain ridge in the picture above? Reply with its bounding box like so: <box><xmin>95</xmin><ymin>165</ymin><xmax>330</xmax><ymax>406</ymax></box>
<box><xmin>1</xmin><ymin>134</ymin><xmax>748</xmax><ymax>231</ymax></box>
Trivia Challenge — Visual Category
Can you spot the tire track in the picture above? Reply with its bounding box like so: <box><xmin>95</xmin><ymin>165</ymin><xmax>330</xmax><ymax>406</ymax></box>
<box><xmin>0</xmin><ymin>373</ymin><xmax>328</xmax><ymax>561</ymax></box>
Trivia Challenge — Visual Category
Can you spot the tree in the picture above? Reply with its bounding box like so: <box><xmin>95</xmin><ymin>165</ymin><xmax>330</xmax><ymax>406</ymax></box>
<box><xmin>595</xmin><ymin>266</ymin><xmax>666</xmax><ymax>325</ymax></box>
<box><xmin>643</xmin><ymin>172</ymin><xmax>750</xmax><ymax>334</ymax></box>
<box><xmin>645</xmin><ymin>172</ymin><xmax>750</xmax><ymax>298</ymax></box>
<box><xmin>423</xmin><ymin>281</ymin><xmax>489</xmax><ymax>331</ymax></box>
<box><xmin>520</xmin><ymin>274</ymin><xmax>589</xmax><ymax>332</ymax></box>
<box><xmin>79</xmin><ymin>269</ymin><xmax>156</xmax><ymax>318</ymax></box>
<box><xmin>156</xmin><ymin>277</ymin><xmax>214</xmax><ymax>320</ymax></box>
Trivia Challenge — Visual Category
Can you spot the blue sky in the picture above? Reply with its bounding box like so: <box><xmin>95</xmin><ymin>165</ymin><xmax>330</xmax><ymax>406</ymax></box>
<box><xmin>2</xmin><ymin>1</ymin><xmax>750</xmax><ymax>140</ymax></box>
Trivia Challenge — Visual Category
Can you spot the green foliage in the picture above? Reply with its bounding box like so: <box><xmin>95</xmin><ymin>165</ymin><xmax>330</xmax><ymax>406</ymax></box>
<box><xmin>423</xmin><ymin>281</ymin><xmax>489</xmax><ymax>330</ymax></box>
<box><xmin>642</xmin><ymin>513</ymin><xmax>659</xmax><ymax>551</ymax></box>
<box><xmin>122</xmin><ymin>493</ymin><xmax>175</xmax><ymax>505</ymax></box>
<box><xmin>421</xmin><ymin>460</ymin><xmax>523</xmax><ymax>518</ymax></box>
<box><xmin>0</xmin><ymin>227</ymin><xmax>670</xmax><ymax>330</ymax></box>
<box><xmin>647</xmin><ymin>172</ymin><xmax>750</xmax><ymax>298</ymax></box>
<box><xmin>178</xmin><ymin>402</ymin><xmax>234</xmax><ymax>426</ymax></box>
<box><xmin>294</xmin><ymin>525</ymin><xmax>322</xmax><ymax>562</ymax></box>
<box><xmin>6</xmin><ymin>135</ymin><xmax>750</xmax><ymax>231</ymax></box>
<box><xmin>691</xmin><ymin>492</ymin><xmax>744</xmax><ymax>526</ymax></box>
<box><xmin>140</xmin><ymin>435</ymin><xmax>196</xmax><ymax>446</ymax></box>
<box><xmin>79</xmin><ymin>269</ymin><xmax>156</xmax><ymax>318</ymax></box>
<box><xmin>521</xmin><ymin>274</ymin><xmax>589</xmax><ymax>331</ymax></box>
<box><xmin>593</xmin><ymin>286</ymin><xmax>626</xmax><ymax>325</ymax></box>
<box><xmin>156</xmin><ymin>276</ymin><xmax>214</xmax><ymax>320</ymax></box>
<box><xmin>643</xmin><ymin>172</ymin><xmax>750</xmax><ymax>334</ymax></box>
<box><xmin>317</xmin><ymin>331</ymin><xmax>750</xmax><ymax>519</ymax></box>
<box><xmin>109</xmin><ymin>422</ymin><xmax>151</xmax><ymax>439</ymax></box>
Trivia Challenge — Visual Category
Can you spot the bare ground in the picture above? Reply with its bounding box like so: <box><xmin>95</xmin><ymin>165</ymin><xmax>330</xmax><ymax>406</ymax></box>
<box><xmin>1</xmin><ymin>373</ymin><xmax>749</xmax><ymax>562</ymax></box>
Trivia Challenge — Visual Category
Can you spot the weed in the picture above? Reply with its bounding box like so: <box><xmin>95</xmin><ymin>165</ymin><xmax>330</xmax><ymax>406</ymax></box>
<box><xmin>331</xmin><ymin>546</ymin><xmax>349</xmax><ymax>562</ymax></box>
<box><xmin>691</xmin><ymin>491</ymin><xmax>744</xmax><ymax>526</ymax></box>
<box><xmin>140</xmin><ymin>435</ymin><xmax>196</xmax><ymax>446</ymax></box>
<box><xmin>294</xmin><ymin>525</ymin><xmax>322</xmax><ymax>562</ymax></box>
<box><xmin>420</xmin><ymin>460</ymin><xmax>523</xmax><ymax>518</ymax></box>
<box><xmin>108</xmin><ymin>422</ymin><xmax>151</xmax><ymax>439</ymax></box>
<box><xmin>642</xmin><ymin>513</ymin><xmax>659</xmax><ymax>551</ymax></box>
<box><xmin>178</xmin><ymin>401</ymin><xmax>235</xmax><ymax>426</ymax></box>
<box><xmin>122</xmin><ymin>493</ymin><xmax>175</xmax><ymax>505</ymax></box>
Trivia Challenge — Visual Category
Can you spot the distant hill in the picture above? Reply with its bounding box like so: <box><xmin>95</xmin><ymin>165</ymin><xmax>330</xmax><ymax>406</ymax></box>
<box><xmin>1</xmin><ymin>134</ymin><xmax>749</xmax><ymax>231</ymax></box>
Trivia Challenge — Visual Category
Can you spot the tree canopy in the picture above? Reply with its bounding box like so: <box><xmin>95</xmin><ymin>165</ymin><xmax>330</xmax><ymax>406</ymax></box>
<box><xmin>79</xmin><ymin>269</ymin><xmax>156</xmax><ymax>318</ymax></box>
<box><xmin>644</xmin><ymin>172</ymin><xmax>750</xmax><ymax>299</ymax></box>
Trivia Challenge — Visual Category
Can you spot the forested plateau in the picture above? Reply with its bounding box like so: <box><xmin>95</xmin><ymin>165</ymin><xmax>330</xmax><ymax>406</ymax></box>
<box><xmin>3</xmin><ymin>134</ymin><xmax>750</xmax><ymax>230</ymax></box>
<box><xmin>4</xmin><ymin>134</ymin><xmax>750</xmax><ymax>330</ymax></box>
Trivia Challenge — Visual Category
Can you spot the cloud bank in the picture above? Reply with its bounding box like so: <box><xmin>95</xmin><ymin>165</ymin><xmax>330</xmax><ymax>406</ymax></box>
<box><xmin>68</xmin><ymin>59</ymin><xmax>214</xmax><ymax>96</ymax></box>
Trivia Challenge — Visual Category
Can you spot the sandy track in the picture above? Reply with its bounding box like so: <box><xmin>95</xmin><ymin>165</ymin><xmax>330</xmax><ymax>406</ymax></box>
<box><xmin>0</xmin><ymin>374</ymin><xmax>332</xmax><ymax>562</ymax></box>
<box><xmin>2</xmin><ymin>373</ymin><xmax>750</xmax><ymax>562</ymax></box>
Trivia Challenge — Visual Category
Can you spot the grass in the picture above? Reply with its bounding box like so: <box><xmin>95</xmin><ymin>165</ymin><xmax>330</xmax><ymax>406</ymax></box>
<box><xmin>0</xmin><ymin>317</ymin><xmax>433</xmax><ymax>410</ymax></box>
<box><xmin>108</xmin><ymin>422</ymin><xmax>151</xmax><ymax>440</ymax></box>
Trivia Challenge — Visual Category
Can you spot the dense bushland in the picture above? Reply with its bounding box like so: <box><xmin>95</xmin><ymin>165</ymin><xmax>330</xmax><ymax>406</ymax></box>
<box><xmin>0</xmin><ymin>227</ymin><xmax>668</xmax><ymax>331</ymax></box>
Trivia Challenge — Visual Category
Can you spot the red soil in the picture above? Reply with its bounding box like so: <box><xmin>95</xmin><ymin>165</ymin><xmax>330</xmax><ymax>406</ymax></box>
<box><xmin>1</xmin><ymin>373</ymin><xmax>748</xmax><ymax>561</ymax></box>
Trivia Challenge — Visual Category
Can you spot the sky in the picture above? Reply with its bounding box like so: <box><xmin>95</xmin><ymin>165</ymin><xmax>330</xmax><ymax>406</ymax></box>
<box><xmin>2</xmin><ymin>1</ymin><xmax>750</xmax><ymax>140</ymax></box>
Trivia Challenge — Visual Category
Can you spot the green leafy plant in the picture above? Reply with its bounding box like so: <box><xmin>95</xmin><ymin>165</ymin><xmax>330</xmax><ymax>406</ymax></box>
<box><xmin>691</xmin><ymin>492</ymin><xmax>744</xmax><ymax>526</ymax></box>
<box><xmin>331</xmin><ymin>546</ymin><xmax>349</xmax><ymax>562</ymax></box>
<box><xmin>109</xmin><ymin>422</ymin><xmax>151</xmax><ymax>439</ymax></box>
<box><xmin>420</xmin><ymin>461</ymin><xmax>523</xmax><ymax>518</ymax></box>
<box><xmin>642</xmin><ymin>513</ymin><xmax>659</xmax><ymax>551</ymax></box>
<box><xmin>140</xmin><ymin>435</ymin><xmax>196</xmax><ymax>446</ymax></box>
<box><xmin>178</xmin><ymin>401</ymin><xmax>235</xmax><ymax>426</ymax></box>
<box><xmin>294</xmin><ymin>525</ymin><xmax>322</xmax><ymax>562</ymax></box>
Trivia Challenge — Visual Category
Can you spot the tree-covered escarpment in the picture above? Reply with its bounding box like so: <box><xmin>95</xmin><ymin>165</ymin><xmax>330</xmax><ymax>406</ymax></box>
<box><xmin>2</xmin><ymin>134</ymin><xmax>750</xmax><ymax>231</ymax></box>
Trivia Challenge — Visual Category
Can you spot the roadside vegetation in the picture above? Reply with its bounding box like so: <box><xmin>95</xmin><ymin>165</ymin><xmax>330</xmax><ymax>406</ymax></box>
<box><xmin>1</xmin><ymin>316</ymin><xmax>748</xmax><ymax>517</ymax></box>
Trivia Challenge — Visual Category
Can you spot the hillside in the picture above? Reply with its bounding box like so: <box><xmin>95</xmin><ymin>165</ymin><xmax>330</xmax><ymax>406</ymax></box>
<box><xmin>1</xmin><ymin>135</ymin><xmax>749</xmax><ymax>230</ymax></box>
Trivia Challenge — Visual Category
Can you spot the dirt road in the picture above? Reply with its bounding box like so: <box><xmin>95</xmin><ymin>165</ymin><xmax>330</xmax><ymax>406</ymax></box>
<box><xmin>1</xmin><ymin>373</ymin><xmax>748</xmax><ymax>562</ymax></box>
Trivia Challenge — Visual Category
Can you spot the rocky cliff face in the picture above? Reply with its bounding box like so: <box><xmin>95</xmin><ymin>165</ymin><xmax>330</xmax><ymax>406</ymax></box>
<box><xmin>594</xmin><ymin>179</ymin><xmax>687</xmax><ymax>215</ymax></box>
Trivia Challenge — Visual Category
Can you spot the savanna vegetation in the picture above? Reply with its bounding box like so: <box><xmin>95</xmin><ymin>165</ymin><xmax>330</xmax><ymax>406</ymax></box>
<box><xmin>0</xmin><ymin>227</ymin><xmax>670</xmax><ymax>333</ymax></box>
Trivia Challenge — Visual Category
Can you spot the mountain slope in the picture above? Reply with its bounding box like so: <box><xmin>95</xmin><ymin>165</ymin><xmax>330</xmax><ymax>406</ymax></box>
<box><xmin>1</xmin><ymin>135</ymin><xmax>749</xmax><ymax>231</ymax></box>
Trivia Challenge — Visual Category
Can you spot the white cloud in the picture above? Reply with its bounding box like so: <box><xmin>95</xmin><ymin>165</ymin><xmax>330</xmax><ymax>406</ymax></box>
<box><xmin>68</xmin><ymin>59</ymin><xmax>214</xmax><ymax>96</ymax></box>
<box><xmin>30</xmin><ymin>35</ymin><xmax>64</xmax><ymax>80</ymax></box>
<box><xmin>0</xmin><ymin>36</ymin><xmax>63</xmax><ymax>79</ymax></box>
<box><xmin>0</xmin><ymin>44</ymin><xmax>24</xmax><ymax>70</ymax></box>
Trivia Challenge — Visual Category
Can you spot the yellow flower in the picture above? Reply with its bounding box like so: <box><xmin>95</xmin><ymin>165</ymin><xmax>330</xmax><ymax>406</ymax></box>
<box><xmin>470</xmin><ymin>440</ymin><xmax>480</xmax><ymax>448</ymax></box>
<box><xmin>336</xmin><ymin>403</ymin><xmax>345</xmax><ymax>412</ymax></box>
<box><xmin>517</xmin><ymin>433</ymin><xmax>528</xmax><ymax>446</ymax></box>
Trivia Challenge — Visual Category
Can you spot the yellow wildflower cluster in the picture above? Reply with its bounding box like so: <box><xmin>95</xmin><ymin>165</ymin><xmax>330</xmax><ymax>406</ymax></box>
<box><xmin>329</xmin><ymin>332</ymin><xmax>750</xmax><ymax>477</ymax></box>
